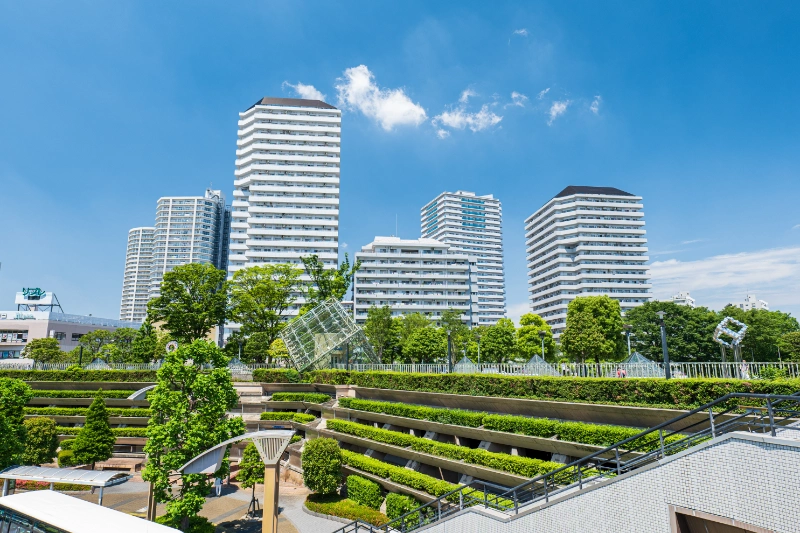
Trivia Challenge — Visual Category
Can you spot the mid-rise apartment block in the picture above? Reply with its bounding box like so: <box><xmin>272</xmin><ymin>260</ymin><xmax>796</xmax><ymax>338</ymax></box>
<box><xmin>671</xmin><ymin>291</ymin><xmax>696</xmax><ymax>308</ymax></box>
<box><xmin>525</xmin><ymin>186</ymin><xmax>651</xmax><ymax>337</ymax></box>
<box><xmin>737</xmin><ymin>294</ymin><xmax>769</xmax><ymax>311</ymax></box>
<box><xmin>353</xmin><ymin>237</ymin><xmax>478</xmax><ymax>325</ymax></box>
<box><xmin>228</xmin><ymin>97</ymin><xmax>341</xmax><ymax>318</ymax></box>
<box><xmin>119</xmin><ymin>227</ymin><xmax>155</xmax><ymax>322</ymax></box>
<box><xmin>421</xmin><ymin>191</ymin><xmax>506</xmax><ymax>326</ymax></box>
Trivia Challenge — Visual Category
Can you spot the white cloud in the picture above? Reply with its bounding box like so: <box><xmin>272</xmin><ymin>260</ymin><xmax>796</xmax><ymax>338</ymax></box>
<box><xmin>509</xmin><ymin>91</ymin><xmax>528</xmax><ymax>107</ymax></box>
<box><xmin>547</xmin><ymin>100</ymin><xmax>570</xmax><ymax>125</ymax></box>
<box><xmin>537</xmin><ymin>88</ymin><xmax>550</xmax><ymax>99</ymax></box>
<box><xmin>793</xmin><ymin>224</ymin><xmax>800</xmax><ymax>230</ymax></box>
<box><xmin>681</xmin><ymin>239</ymin><xmax>707</xmax><ymax>245</ymax></box>
<box><xmin>282</xmin><ymin>81</ymin><xmax>326</xmax><ymax>101</ymax></box>
<box><xmin>436</xmin><ymin>129</ymin><xmax>450</xmax><ymax>139</ymax></box>
<box><xmin>590</xmin><ymin>95</ymin><xmax>602</xmax><ymax>114</ymax></box>
<box><xmin>513</xmin><ymin>28</ymin><xmax>529</xmax><ymax>36</ymax></box>
<box><xmin>650</xmin><ymin>246</ymin><xmax>800</xmax><ymax>311</ymax></box>
<box><xmin>433</xmin><ymin>104</ymin><xmax>503</xmax><ymax>134</ymax></box>
<box><xmin>335</xmin><ymin>65</ymin><xmax>427</xmax><ymax>131</ymax></box>
<box><xmin>459</xmin><ymin>88</ymin><xmax>477</xmax><ymax>103</ymax></box>
<box><xmin>342</xmin><ymin>242</ymin><xmax>348</xmax><ymax>249</ymax></box>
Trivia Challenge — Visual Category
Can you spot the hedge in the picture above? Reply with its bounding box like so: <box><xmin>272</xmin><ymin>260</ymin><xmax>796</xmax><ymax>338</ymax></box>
<box><xmin>339</xmin><ymin>398</ymin><xmax>681</xmax><ymax>452</ymax></box>
<box><xmin>57</xmin><ymin>449</ymin><xmax>76</xmax><ymax>467</ymax></box>
<box><xmin>347</xmin><ymin>475</ymin><xmax>383</xmax><ymax>510</ymax></box>
<box><xmin>308</xmin><ymin>371</ymin><xmax>800</xmax><ymax>409</ymax></box>
<box><xmin>0</xmin><ymin>370</ymin><xmax>157</xmax><ymax>382</ymax></box>
<box><xmin>15</xmin><ymin>480</ymin><xmax>90</xmax><ymax>491</ymax></box>
<box><xmin>341</xmin><ymin>450</ymin><xmax>456</xmax><ymax>497</ymax></box>
<box><xmin>30</xmin><ymin>390</ymin><xmax>137</xmax><ymax>399</ymax></box>
<box><xmin>56</xmin><ymin>426</ymin><xmax>148</xmax><ymax>437</ymax></box>
<box><xmin>25</xmin><ymin>407</ymin><xmax>152</xmax><ymax>417</ymax></box>
<box><xmin>270</xmin><ymin>392</ymin><xmax>331</xmax><ymax>403</ymax></box>
<box><xmin>259</xmin><ymin>412</ymin><xmax>316</xmax><ymax>423</ymax></box>
<box><xmin>327</xmin><ymin>419</ymin><xmax>563</xmax><ymax>479</ymax></box>
<box><xmin>59</xmin><ymin>438</ymin><xmax>76</xmax><ymax>450</ymax></box>
<box><xmin>302</xmin><ymin>438</ymin><xmax>342</xmax><ymax>495</ymax></box>
<box><xmin>305</xmin><ymin>494</ymin><xmax>389</xmax><ymax>526</ymax></box>
<box><xmin>386</xmin><ymin>493</ymin><xmax>420</xmax><ymax>528</ymax></box>
<box><xmin>252</xmin><ymin>369</ymin><xmax>301</xmax><ymax>383</ymax></box>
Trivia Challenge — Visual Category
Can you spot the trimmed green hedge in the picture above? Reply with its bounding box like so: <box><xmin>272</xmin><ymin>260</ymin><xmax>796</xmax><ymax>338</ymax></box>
<box><xmin>341</xmin><ymin>450</ymin><xmax>456</xmax><ymax>497</ymax></box>
<box><xmin>259</xmin><ymin>412</ymin><xmax>316</xmax><ymax>423</ymax></box>
<box><xmin>309</xmin><ymin>371</ymin><xmax>800</xmax><ymax>409</ymax></box>
<box><xmin>16</xmin><ymin>480</ymin><xmax>90</xmax><ymax>491</ymax></box>
<box><xmin>347</xmin><ymin>475</ymin><xmax>383</xmax><ymax>510</ymax></box>
<box><xmin>30</xmin><ymin>390</ymin><xmax>137</xmax><ymax>399</ymax></box>
<box><xmin>252</xmin><ymin>369</ymin><xmax>301</xmax><ymax>383</ymax></box>
<box><xmin>305</xmin><ymin>494</ymin><xmax>389</xmax><ymax>526</ymax></box>
<box><xmin>25</xmin><ymin>407</ymin><xmax>152</xmax><ymax>417</ymax></box>
<box><xmin>57</xmin><ymin>449</ymin><xmax>76</xmax><ymax>467</ymax></box>
<box><xmin>0</xmin><ymin>370</ymin><xmax>157</xmax><ymax>382</ymax></box>
<box><xmin>59</xmin><ymin>438</ymin><xmax>76</xmax><ymax>451</ymax></box>
<box><xmin>327</xmin><ymin>419</ymin><xmax>563</xmax><ymax>479</ymax></box>
<box><xmin>339</xmin><ymin>397</ymin><xmax>484</xmax><ymax>427</ymax></box>
<box><xmin>270</xmin><ymin>392</ymin><xmax>331</xmax><ymax>403</ymax></box>
<box><xmin>56</xmin><ymin>426</ymin><xmax>147</xmax><ymax>437</ymax></box>
<box><xmin>386</xmin><ymin>493</ymin><xmax>420</xmax><ymax>527</ymax></box>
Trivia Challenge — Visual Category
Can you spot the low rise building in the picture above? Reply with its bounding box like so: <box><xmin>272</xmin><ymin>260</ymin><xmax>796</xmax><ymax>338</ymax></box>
<box><xmin>737</xmin><ymin>294</ymin><xmax>769</xmax><ymax>311</ymax></box>
<box><xmin>670</xmin><ymin>291</ymin><xmax>696</xmax><ymax>308</ymax></box>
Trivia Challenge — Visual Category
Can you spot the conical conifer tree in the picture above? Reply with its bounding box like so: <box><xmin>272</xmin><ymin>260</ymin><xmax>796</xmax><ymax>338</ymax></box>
<box><xmin>73</xmin><ymin>394</ymin><xmax>115</xmax><ymax>469</ymax></box>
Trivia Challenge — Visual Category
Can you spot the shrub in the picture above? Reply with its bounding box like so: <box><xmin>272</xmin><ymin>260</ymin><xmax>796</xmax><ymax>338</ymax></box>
<box><xmin>270</xmin><ymin>392</ymin><xmax>331</xmax><ymax>403</ymax></box>
<box><xmin>14</xmin><ymin>480</ymin><xmax>90</xmax><ymax>491</ymax></box>
<box><xmin>57</xmin><ymin>449</ymin><xmax>76</xmax><ymax>467</ymax></box>
<box><xmin>386</xmin><ymin>493</ymin><xmax>420</xmax><ymax>527</ymax></box>
<box><xmin>339</xmin><ymin>398</ymin><xmax>484</xmax><ymax>427</ymax></box>
<box><xmin>22</xmin><ymin>417</ymin><xmax>59</xmax><ymax>465</ymax></box>
<box><xmin>290</xmin><ymin>434</ymin><xmax>302</xmax><ymax>444</ymax></box>
<box><xmin>156</xmin><ymin>515</ymin><xmax>215</xmax><ymax>533</ymax></box>
<box><xmin>59</xmin><ymin>438</ymin><xmax>75</xmax><ymax>451</ymax></box>
<box><xmin>31</xmin><ymin>390</ymin><xmax>136</xmax><ymax>399</ymax></box>
<box><xmin>341</xmin><ymin>450</ymin><xmax>456</xmax><ymax>497</ymax></box>
<box><xmin>252</xmin><ymin>369</ymin><xmax>301</xmax><ymax>383</ymax></box>
<box><xmin>56</xmin><ymin>426</ymin><xmax>147</xmax><ymax>437</ymax></box>
<box><xmin>0</xmin><ymin>370</ymin><xmax>157</xmax><ymax>382</ymax></box>
<box><xmin>305</xmin><ymin>494</ymin><xmax>389</xmax><ymax>526</ymax></box>
<box><xmin>347</xmin><ymin>475</ymin><xmax>383</xmax><ymax>510</ymax></box>
<box><xmin>259</xmin><ymin>412</ymin><xmax>316</xmax><ymax>423</ymax></box>
<box><xmin>25</xmin><ymin>407</ymin><xmax>152</xmax><ymax>417</ymax></box>
<box><xmin>72</xmin><ymin>395</ymin><xmax>116</xmax><ymax>469</ymax></box>
<box><xmin>302</xmin><ymin>438</ymin><xmax>342</xmax><ymax>495</ymax></box>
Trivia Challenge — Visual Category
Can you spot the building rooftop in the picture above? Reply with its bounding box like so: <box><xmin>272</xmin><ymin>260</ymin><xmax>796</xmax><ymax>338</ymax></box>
<box><xmin>366</xmin><ymin>236</ymin><xmax>447</xmax><ymax>247</ymax></box>
<box><xmin>555</xmin><ymin>185</ymin><xmax>634</xmax><ymax>198</ymax></box>
<box><xmin>247</xmin><ymin>97</ymin><xmax>337</xmax><ymax>111</ymax></box>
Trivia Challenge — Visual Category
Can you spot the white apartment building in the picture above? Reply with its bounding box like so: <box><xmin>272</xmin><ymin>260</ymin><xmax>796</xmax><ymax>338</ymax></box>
<box><xmin>671</xmin><ymin>291</ymin><xmax>696</xmax><ymax>308</ymax></box>
<box><xmin>525</xmin><ymin>186</ymin><xmax>652</xmax><ymax>337</ymax></box>
<box><xmin>228</xmin><ymin>97</ymin><xmax>341</xmax><ymax>317</ymax></box>
<box><xmin>737</xmin><ymin>294</ymin><xmax>769</xmax><ymax>311</ymax></box>
<box><xmin>119</xmin><ymin>227</ymin><xmax>155</xmax><ymax>322</ymax></box>
<box><xmin>353</xmin><ymin>237</ymin><xmax>478</xmax><ymax>325</ymax></box>
<box><xmin>420</xmin><ymin>191</ymin><xmax>506</xmax><ymax>326</ymax></box>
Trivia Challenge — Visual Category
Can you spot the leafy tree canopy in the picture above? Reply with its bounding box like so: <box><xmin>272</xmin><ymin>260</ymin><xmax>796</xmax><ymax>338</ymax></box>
<box><xmin>394</xmin><ymin>313</ymin><xmax>431</xmax><ymax>352</ymax></box>
<box><xmin>79</xmin><ymin>329</ymin><xmax>115</xmax><ymax>357</ymax></box>
<box><xmin>561</xmin><ymin>296</ymin><xmax>625</xmax><ymax>364</ymax></box>
<box><xmin>301</xmin><ymin>438</ymin><xmax>342</xmax><ymax>495</ymax></box>
<box><xmin>73</xmin><ymin>395</ymin><xmax>115</xmax><ymax>469</ymax></box>
<box><xmin>237</xmin><ymin>442</ymin><xmax>265</xmax><ymax>493</ymax></box>
<box><xmin>403</xmin><ymin>327</ymin><xmax>446</xmax><ymax>364</ymax></box>
<box><xmin>0</xmin><ymin>378</ymin><xmax>33</xmax><ymax>468</ymax></box>
<box><xmin>626</xmin><ymin>301</ymin><xmax>720</xmax><ymax>362</ymax></box>
<box><xmin>22</xmin><ymin>417</ymin><xmax>58</xmax><ymax>466</ymax></box>
<box><xmin>480</xmin><ymin>318</ymin><xmax>518</xmax><ymax>363</ymax></box>
<box><xmin>300</xmin><ymin>254</ymin><xmax>361</xmax><ymax>312</ymax></box>
<box><xmin>438</xmin><ymin>308</ymin><xmax>471</xmax><ymax>356</ymax></box>
<box><xmin>242</xmin><ymin>331</ymin><xmax>271</xmax><ymax>364</ymax></box>
<box><xmin>22</xmin><ymin>338</ymin><xmax>64</xmax><ymax>363</ymax></box>
<box><xmin>364</xmin><ymin>306</ymin><xmax>399</xmax><ymax>363</ymax></box>
<box><xmin>778</xmin><ymin>331</ymin><xmax>800</xmax><ymax>361</ymax></box>
<box><xmin>719</xmin><ymin>305</ymin><xmax>799</xmax><ymax>361</ymax></box>
<box><xmin>517</xmin><ymin>313</ymin><xmax>555</xmax><ymax>362</ymax></box>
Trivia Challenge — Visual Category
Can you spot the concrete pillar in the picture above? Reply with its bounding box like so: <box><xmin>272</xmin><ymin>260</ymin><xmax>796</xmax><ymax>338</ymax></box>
<box><xmin>98</xmin><ymin>486</ymin><xmax>104</xmax><ymax>506</ymax></box>
<box><xmin>49</xmin><ymin>482</ymin><xmax>54</xmax><ymax>490</ymax></box>
<box><xmin>510</xmin><ymin>447</ymin><xmax>520</xmax><ymax>456</ymax></box>
<box><xmin>262</xmin><ymin>463</ymin><xmax>280</xmax><ymax>533</ymax></box>
<box><xmin>2</xmin><ymin>478</ymin><xmax>8</xmax><ymax>497</ymax></box>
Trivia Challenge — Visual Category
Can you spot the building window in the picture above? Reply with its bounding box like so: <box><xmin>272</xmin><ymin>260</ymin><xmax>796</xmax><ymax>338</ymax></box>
<box><xmin>71</xmin><ymin>333</ymin><xmax>84</xmax><ymax>342</ymax></box>
<box><xmin>53</xmin><ymin>332</ymin><xmax>66</xmax><ymax>341</ymax></box>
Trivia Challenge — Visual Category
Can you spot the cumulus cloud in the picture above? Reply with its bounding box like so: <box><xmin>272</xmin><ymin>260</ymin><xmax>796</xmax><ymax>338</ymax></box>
<box><xmin>436</xmin><ymin>129</ymin><xmax>450</xmax><ymax>139</ymax></box>
<box><xmin>509</xmin><ymin>91</ymin><xmax>528</xmax><ymax>107</ymax></box>
<box><xmin>513</xmin><ymin>28</ymin><xmax>529</xmax><ymax>36</ymax></box>
<box><xmin>537</xmin><ymin>88</ymin><xmax>550</xmax><ymax>99</ymax></box>
<box><xmin>547</xmin><ymin>100</ymin><xmax>570</xmax><ymax>125</ymax></box>
<box><xmin>433</xmin><ymin>105</ymin><xmax>503</xmax><ymax>134</ymax></box>
<box><xmin>282</xmin><ymin>81</ymin><xmax>326</xmax><ymax>101</ymax></box>
<box><xmin>335</xmin><ymin>65</ymin><xmax>427</xmax><ymax>131</ymax></box>
<box><xmin>590</xmin><ymin>95</ymin><xmax>602</xmax><ymax>114</ymax></box>
<box><xmin>650</xmin><ymin>246</ymin><xmax>800</xmax><ymax>312</ymax></box>
<box><xmin>459</xmin><ymin>88</ymin><xmax>477</xmax><ymax>103</ymax></box>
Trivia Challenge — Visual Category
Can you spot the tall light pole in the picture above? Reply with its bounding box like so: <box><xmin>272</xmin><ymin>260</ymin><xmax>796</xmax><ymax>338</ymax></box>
<box><xmin>656</xmin><ymin>311</ymin><xmax>671</xmax><ymax>379</ymax></box>
<box><xmin>446</xmin><ymin>330</ymin><xmax>452</xmax><ymax>373</ymax></box>
<box><xmin>538</xmin><ymin>330</ymin><xmax>546</xmax><ymax>361</ymax></box>
<box><xmin>623</xmin><ymin>324</ymin><xmax>633</xmax><ymax>357</ymax></box>
<box><xmin>476</xmin><ymin>333</ymin><xmax>481</xmax><ymax>365</ymax></box>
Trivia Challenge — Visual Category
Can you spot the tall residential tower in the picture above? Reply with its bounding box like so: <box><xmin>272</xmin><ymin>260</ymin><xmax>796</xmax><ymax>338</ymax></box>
<box><xmin>228</xmin><ymin>97</ymin><xmax>341</xmax><ymax>317</ymax></box>
<box><xmin>119</xmin><ymin>227</ymin><xmax>155</xmax><ymax>322</ymax></box>
<box><xmin>421</xmin><ymin>191</ymin><xmax>505</xmax><ymax>326</ymax></box>
<box><xmin>525</xmin><ymin>186</ymin><xmax>651</xmax><ymax>337</ymax></box>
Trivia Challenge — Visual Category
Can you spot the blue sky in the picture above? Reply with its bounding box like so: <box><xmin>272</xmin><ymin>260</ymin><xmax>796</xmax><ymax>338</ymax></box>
<box><xmin>1</xmin><ymin>1</ymin><xmax>799</xmax><ymax>320</ymax></box>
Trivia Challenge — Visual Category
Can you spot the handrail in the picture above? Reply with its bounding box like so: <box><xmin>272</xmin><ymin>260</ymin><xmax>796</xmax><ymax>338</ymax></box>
<box><xmin>329</xmin><ymin>390</ymin><xmax>800</xmax><ymax>533</ymax></box>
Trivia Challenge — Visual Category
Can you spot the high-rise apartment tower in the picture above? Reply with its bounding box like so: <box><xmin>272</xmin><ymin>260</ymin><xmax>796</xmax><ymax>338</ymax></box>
<box><xmin>421</xmin><ymin>191</ymin><xmax>505</xmax><ymax>326</ymax></box>
<box><xmin>525</xmin><ymin>186</ymin><xmax>651</xmax><ymax>337</ymax></box>
<box><xmin>228</xmin><ymin>97</ymin><xmax>341</xmax><ymax>317</ymax></box>
<box><xmin>119</xmin><ymin>227</ymin><xmax>155</xmax><ymax>322</ymax></box>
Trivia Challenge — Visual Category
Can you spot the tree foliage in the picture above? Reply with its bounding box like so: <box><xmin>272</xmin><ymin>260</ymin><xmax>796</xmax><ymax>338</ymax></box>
<box><xmin>778</xmin><ymin>331</ymin><xmax>800</xmax><ymax>362</ymax></box>
<box><xmin>131</xmin><ymin>319</ymin><xmax>159</xmax><ymax>363</ymax></box>
<box><xmin>0</xmin><ymin>378</ymin><xmax>33</xmax><ymax>468</ymax></box>
<box><xmin>517</xmin><ymin>313</ymin><xmax>555</xmax><ymax>362</ymax></box>
<box><xmin>147</xmin><ymin>263</ymin><xmax>228</xmax><ymax>344</ymax></box>
<box><xmin>437</xmin><ymin>308</ymin><xmax>470</xmax><ymax>357</ymax></box>
<box><xmin>301</xmin><ymin>253</ymin><xmax>361</xmax><ymax>311</ymax></box>
<box><xmin>364</xmin><ymin>306</ymin><xmax>398</xmax><ymax>363</ymax></box>
<box><xmin>79</xmin><ymin>329</ymin><xmax>115</xmax><ymax>357</ymax></box>
<box><xmin>142</xmin><ymin>340</ymin><xmax>245</xmax><ymax>530</ymax></box>
<box><xmin>242</xmin><ymin>331</ymin><xmax>271</xmax><ymax>364</ymax></box>
<box><xmin>237</xmin><ymin>442</ymin><xmax>265</xmax><ymax>505</ymax></box>
<box><xmin>394</xmin><ymin>313</ymin><xmax>431</xmax><ymax>355</ymax></box>
<box><xmin>718</xmin><ymin>305</ymin><xmax>799</xmax><ymax>361</ymax></box>
<box><xmin>22</xmin><ymin>338</ymin><xmax>64</xmax><ymax>363</ymax></box>
<box><xmin>301</xmin><ymin>438</ymin><xmax>342</xmax><ymax>495</ymax></box>
<box><xmin>480</xmin><ymin>318</ymin><xmax>518</xmax><ymax>363</ymax></box>
<box><xmin>73</xmin><ymin>395</ymin><xmax>116</xmax><ymax>469</ymax></box>
<box><xmin>561</xmin><ymin>296</ymin><xmax>625</xmax><ymax>364</ymax></box>
<box><xmin>403</xmin><ymin>327</ymin><xmax>446</xmax><ymax>363</ymax></box>
<box><xmin>22</xmin><ymin>417</ymin><xmax>58</xmax><ymax>466</ymax></box>
<box><xmin>626</xmin><ymin>301</ymin><xmax>719</xmax><ymax>362</ymax></box>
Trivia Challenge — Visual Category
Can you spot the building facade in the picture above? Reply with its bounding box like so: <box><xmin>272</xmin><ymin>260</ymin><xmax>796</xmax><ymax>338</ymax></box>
<box><xmin>420</xmin><ymin>191</ymin><xmax>506</xmax><ymax>326</ymax></box>
<box><xmin>228</xmin><ymin>97</ymin><xmax>341</xmax><ymax>318</ymax></box>
<box><xmin>737</xmin><ymin>294</ymin><xmax>769</xmax><ymax>311</ymax></box>
<box><xmin>119</xmin><ymin>227</ymin><xmax>155</xmax><ymax>322</ymax></box>
<box><xmin>352</xmin><ymin>237</ymin><xmax>478</xmax><ymax>325</ymax></box>
<box><xmin>670</xmin><ymin>291</ymin><xmax>696</xmax><ymax>308</ymax></box>
<box><xmin>525</xmin><ymin>186</ymin><xmax>651</xmax><ymax>337</ymax></box>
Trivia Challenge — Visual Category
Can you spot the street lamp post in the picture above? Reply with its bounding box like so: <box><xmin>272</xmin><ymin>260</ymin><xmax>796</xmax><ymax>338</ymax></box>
<box><xmin>656</xmin><ymin>311</ymin><xmax>671</xmax><ymax>379</ymax></box>
<box><xmin>446</xmin><ymin>330</ymin><xmax>452</xmax><ymax>373</ymax></box>
<box><xmin>538</xmin><ymin>330</ymin><xmax>546</xmax><ymax>361</ymax></box>
<box><xmin>476</xmin><ymin>334</ymin><xmax>481</xmax><ymax>366</ymax></box>
<box><xmin>623</xmin><ymin>324</ymin><xmax>633</xmax><ymax>357</ymax></box>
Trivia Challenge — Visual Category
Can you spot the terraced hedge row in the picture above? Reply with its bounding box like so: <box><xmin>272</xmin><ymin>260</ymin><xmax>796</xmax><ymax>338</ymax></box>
<box><xmin>270</xmin><ymin>392</ymin><xmax>331</xmax><ymax>403</ymax></box>
<box><xmin>25</xmin><ymin>407</ymin><xmax>152</xmax><ymax>417</ymax></box>
<box><xmin>260</xmin><ymin>412</ymin><xmax>316</xmax><ymax>423</ymax></box>
<box><xmin>341</xmin><ymin>450</ymin><xmax>457</xmax><ymax>497</ymax></box>
<box><xmin>0</xmin><ymin>370</ymin><xmax>158</xmax><ymax>381</ymax></box>
<box><xmin>56</xmin><ymin>426</ymin><xmax>148</xmax><ymax>437</ymax></box>
<box><xmin>31</xmin><ymin>390</ymin><xmax>136</xmax><ymax>399</ymax></box>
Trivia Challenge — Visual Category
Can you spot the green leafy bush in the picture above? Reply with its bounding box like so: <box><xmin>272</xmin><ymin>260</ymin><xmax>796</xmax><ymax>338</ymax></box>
<box><xmin>386</xmin><ymin>493</ymin><xmax>420</xmax><ymax>527</ymax></box>
<box><xmin>25</xmin><ymin>407</ymin><xmax>152</xmax><ymax>417</ymax></box>
<box><xmin>339</xmin><ymin>398</ymin><xmax>484</xmax><ymax>427</ymax></box>
<box><xmin>259</xmin><ymin>412</ymin><xmax>316</xmax><ymax>423</ymax></box>
<box><xmin>252</xmin><ymin>369</ymin><xmax>301</xmax><ymax>383</ymax></box>
<box><xmin>289</xmin><ymin>434</ymin><xmax>303</xmax><ymax>444</ymax></box>
<box><xmin>22</xmin><ymin>417</ymin><xmax>58</xmax><ymax>465</ymax></box>
<box><xmin>31</xmin><ymin>390</ymin><xmax>136</xmax><ymax>399</ymax></box>
<box><xmin>15</xmin><ymin>480</ymin><xmax>90</xmax><ymax>491</ymax></box>
<box><xmin>56</xmin><ymin>426</ymin><xmax>148</xmax><ymax>437</ymax></box>
<box><xmin>59</xmin><ymin>438</ymin><xmax>75</xmax><ymax>450</ymax></box>
<box><xmin>270</xmin><ymin>392</ymin><xmax>331</xmax><ymax>403</ymax></box>
<box><xmin>0</xmin><ymin>370</ymin><xmax>157</xmax><ymax>382</ymax></box>
<box><xmin>156</xmin><ymin>515</ymin><xmax>215</xmax><ymax>533</ymax></box>
<box><xmin>327</xmin><ymin>420</ymin><xmax>563</xmax><ymax>479</ymax></box>
<box><xmin>341</xmin><ymin>450</ymin><xmax>456</xmax><ymax>497</ymax></box>
<box><xmin>346</xmin><ymin>475</ymin><xmax>383</xmax><ymax>510</ymax></box>
<box><xmin>305</xmin><ymin>494</ymin><xmax>389</xmax><ymax>526</ymax></box>
<box><xmin>302</xmin><ymin>438</ymin><xmax>342</xmax><ymax>495</ymax></box>
<box><xmin>57</xmin><ymin>449</ymin><xmax>76</xmax><ymax>467</ymax></box>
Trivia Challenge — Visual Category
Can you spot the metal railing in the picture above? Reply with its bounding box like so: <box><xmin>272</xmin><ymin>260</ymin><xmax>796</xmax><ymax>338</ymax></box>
<box><xmin>330</xmin><ymin>390</ymin><xmax>800</xmax><ymax>533</ymax></box>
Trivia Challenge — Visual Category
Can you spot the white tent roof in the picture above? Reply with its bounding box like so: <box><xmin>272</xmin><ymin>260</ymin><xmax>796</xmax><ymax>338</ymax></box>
<box><xmin>0</xmin><ymin>466</ymin><xmax>131</xmax><ymax>487</ymax></box>
<box><xmin>0</xmin><ymin>491</ymin><xmax>178</xmax><ymax>532</ymax></box>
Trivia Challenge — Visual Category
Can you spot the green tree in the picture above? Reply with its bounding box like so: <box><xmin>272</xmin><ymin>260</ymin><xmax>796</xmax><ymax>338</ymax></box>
<box><xmin>21</xmin><ymin>338</ymin><xmax>64</xmax><ymax>363</ymax></box>
<box><xmin>142</xmin><ymin>340</ymin><xmax>245</xmax><ymax>531</ymax></box>
<box><xmin>403</xmin><ymin>327</ymin><xmax>446</xmax><ymax>363</ymax></box>
<box><xmin>480</xmin><ymin>318</ymin><xmax>518</xmax><ymax>363</ymax></box>
<box><xmin>22</xmin><ymin>418</ymin><xmax>58</xmax><ymax>466</ymax></box>
<box><xmin>268</xmin><ymin>338</ymin><xmax>290</xmax><ymax>362</ymax></box>
<box><xmin>237</xmin><ymin>442</ymin><xmax>265</xmax><ymax>508</ymax></box>
<box><xmin>560</xmin><ymin>296</ymin><xmax>626</xmax><ymax>365</ymax></box>
<box><xmin>79</xmin><ymin>329</ymin><xmax>115</xmax><ymax>357</ymax></box>
<box><xmin>300</xmin><ymin>253</ymin><xmax>361</xmax><ymax>312</ymax></box>
<box><xmin>778</xmin><ymin>331</ymin><xmax>800</xmax><ymax>362</ymax></box>
<box><xmin>242</xmin><ymin>332</ymin><xmax>271</xmax><ymax>364</ymax></box>
<box><xmin>228</xmin><ymin>264</ymin><xmax>304</xmax><ymax>360</ymax></box>
<box><xmin>0</xmin><ymin>378</ymin><xmax>33</xmax><ymax>468</ymax></box>
<box><xmin>626</xmin><ymin>301</ymin><xmax>720</xmax><ymax>362</ymax></box>
<box><xmin>147</xmin><ymin>263</ymin><xmax>228</xmax><ymax>344</ymax></box>
<box><xmin>517</xmin><ymin>313</ymin><xmax>555</xmax><ymax>362</ymax></box>
<box><xmin>395</xmin><ymin>313</ymin><xmax>431</xmax><ymax>353</ymax></box>
<box><xmin>438</xmin><ymin>308</ymin><xmax>470</xmax><ymax>357</ymax></box>
<box><xmin>301</xmin><ymin>438</ymin><xmax>342</xmax><ymax>495</ymax></box>
<box><xmin>131</xmin><ymin>319</ymin><xmax>159</xmax><ymax>363</ymax></box>
<box><xmin>364</xmin><ymin>306</ymin><xmax>399</xmax><ymax>363</ymax></box>
<box><xmin>73</xmin><ymin>395</ymin><xmax>116</xmax><ymax>469</ymax></box>
<box><xmin>719</xmin><ymin>306</ymin><xmax>799</xmax><ymax>361</ymax></box>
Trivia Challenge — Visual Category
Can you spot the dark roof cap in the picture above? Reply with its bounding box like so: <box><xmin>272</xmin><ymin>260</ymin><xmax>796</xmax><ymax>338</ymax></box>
<box><xmin>555</xmin><ymin>185</ymin><xmax>634</xmax><ymax>198</ymax></box>
<box><xmin>247</xmin><ymin>97</ymin><xmax>337</xmax><ymax>111</ymax></box>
